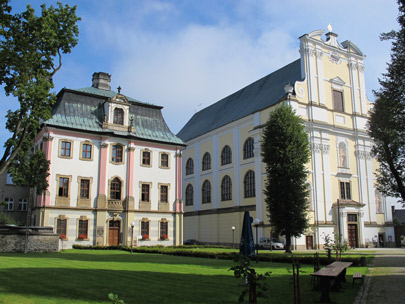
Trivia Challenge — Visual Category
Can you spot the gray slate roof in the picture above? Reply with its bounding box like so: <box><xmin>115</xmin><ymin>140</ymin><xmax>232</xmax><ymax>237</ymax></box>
<box><xmin>177</xmin><ymin>59</ymin><xmax>303</xmax><ymax>142</ymax></box>
<box><xmin>44</xmin><ymin>87</ymin><xmax>185</xmax><ymax>146</ymax></box>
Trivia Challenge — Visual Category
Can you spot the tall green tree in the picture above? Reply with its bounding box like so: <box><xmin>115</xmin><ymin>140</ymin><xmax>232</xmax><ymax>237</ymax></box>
<box><xmin>0</xmin><ymin>0</ymin><xmax>80</xmax><ymax>175</ymax></box>
<box><xmin>261</xmin><ymin>104</ymin><xmax>310</xmax><ymax>253</ymax></box>
<box><xmin>368</xmin><ymin>0</ymin><xmax>405</xmax><ymax>204</ymax></box>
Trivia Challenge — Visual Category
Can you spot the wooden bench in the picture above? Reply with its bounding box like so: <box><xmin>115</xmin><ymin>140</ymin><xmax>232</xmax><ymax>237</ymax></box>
<box><xmin>352</xmin><ymin>272</ymin><xmax>363</xmax><ymax>287</ymax></box>
<box><xmin>311</xmin><ymin>261</ymin><xmax>353</xmax><ymax>303</ymax></box>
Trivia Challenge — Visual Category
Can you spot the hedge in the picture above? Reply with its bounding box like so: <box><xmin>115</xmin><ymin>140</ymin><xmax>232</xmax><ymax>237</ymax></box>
<box><xmin>71</xmin><ymin>244</ymin><xmax>366</xmax><ymax>266</ymax></box>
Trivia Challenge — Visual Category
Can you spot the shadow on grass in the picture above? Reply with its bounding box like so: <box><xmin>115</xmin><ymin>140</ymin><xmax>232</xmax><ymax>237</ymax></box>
<box><xmin>0</xmin><ymin>267</ymin><xmax>241</xmax><ymax>304</ymax></box>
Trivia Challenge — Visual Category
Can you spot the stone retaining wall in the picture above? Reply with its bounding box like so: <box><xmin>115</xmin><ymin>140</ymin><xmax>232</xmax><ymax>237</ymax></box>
<box><xmin>0</xmin><ymin>225</ymin><xmax>59</xmax><ymax>253</ymax></box>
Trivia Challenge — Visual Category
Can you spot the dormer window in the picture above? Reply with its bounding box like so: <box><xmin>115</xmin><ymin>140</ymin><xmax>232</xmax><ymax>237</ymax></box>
<box><xmin>113</xmin><ymin>108</ymin><xmax>124</xmax><ymax>125</ymax></box>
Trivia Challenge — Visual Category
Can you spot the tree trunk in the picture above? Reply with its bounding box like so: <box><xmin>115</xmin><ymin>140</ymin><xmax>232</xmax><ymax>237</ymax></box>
<box><xmin>285</xmin><ymin>234</ymin><xmax>292</xmax><ymax>253</ymax></box>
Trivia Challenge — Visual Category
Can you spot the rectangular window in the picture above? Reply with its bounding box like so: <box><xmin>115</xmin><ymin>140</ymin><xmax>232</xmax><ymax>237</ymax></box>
<box><xmin>160</xmin><ymin>221</ymin><xmax>168</xmax><ymax>240</ymax></box>
<box><xmin>348</xmin><ymin>214</ymin><xmax>358</xmax><ymax>222</ymax></box>
<box><xmin>61</xmin><ymin>141</ymin><xmax>71</xmax><ymax>157</ymax></box>
<box><xmin>333</xmin><ymin>90</ymin><xmax>344</xmax><ymax>112</ymax></box>
<box><xmin>18</xmin><ymin>199</ymin><xmax>27</xmax><ymax>211</ymax></box>
<box><xmin>6</xmin><ymin>173</ymin><xmax>13</xmax><ymax>184</ymax></box>
<box><xmin>4</xmin><ymin>198</ymin><xmax>14</xmax><ymax>211</ymax></box>
<box><xmin>340</xmin><ymin>182</ymin><xmax>351</xmax><ymax>200</ymax></box>
<box><xmin>78</xmin><ymin>220</ymin><xmax>88</xmax><ymax>239</ymax></box>
<box><xmin>141</xmin><ymin>221</ymin><xmax>149</xmax><ymax>239</ymax></box>
<box><xmin>160</xmin><ymin>185</ymin><xmax>168</xmax><ymax>203</ymax></box>
<box><xmin>112</xmin><ymin>145</ymin><xmax>123</xmax><ymax>163</ymax></box>
<box><xmin>57</xmin><ymin>219</ymin><xmax>67</xmax><ymax>239</ymax></box>
<box><xmin>141</xmin><ymin>184</ymin><xmax>150</xmax><ymax>202</ymax></box>
<box><xmin>160</xmin><ymin>153</ymin><xmax>169</xmax><ymax>168</ymax></box>
<box><xmin>59</xmin><ymin>177</ymin><xmax>69</xmax><ymax>197</ymax></box>
<box><xmin>80</xmin><ymin>179</ymin><xmax>90</xmax><ymax>199</ymax></box>
<box><xmin>82</xmin><ymin>144</ymin><xmax>92</xmax><ymax>159</ymax></box>
<box><xmin>142</xmin><ymin>151</ymin><xmax>151</xmax><ymax>166</ymax></box>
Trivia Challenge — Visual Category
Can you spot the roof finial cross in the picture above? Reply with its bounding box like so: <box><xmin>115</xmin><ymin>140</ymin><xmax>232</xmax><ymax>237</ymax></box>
<box><xmin>117</xmin><ymin>86</ymin><xmax>121</xmax><ymax>94</ymax></box>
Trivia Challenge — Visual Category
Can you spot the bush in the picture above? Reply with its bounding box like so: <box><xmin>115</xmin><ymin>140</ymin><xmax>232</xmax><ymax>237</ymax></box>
<box><xmin>71</xmin><ymin>244</ymin><xmax>365</xmax><ymax>266</ymax></box>
<box><xmin>0</xmin><ymin>213</ymin><xmax>20</xmax><ymax>225</ymax></box>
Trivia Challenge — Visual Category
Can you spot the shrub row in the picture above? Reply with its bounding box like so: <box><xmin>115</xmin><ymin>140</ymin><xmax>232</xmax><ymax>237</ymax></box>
<box><xmin>72</xmin><ymin>244</ymin><xmax>364</xmax><ymax>266</ymax></box>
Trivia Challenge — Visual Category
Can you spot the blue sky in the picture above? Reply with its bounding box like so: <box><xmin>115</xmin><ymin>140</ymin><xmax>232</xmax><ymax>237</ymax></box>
<box><xmin>0</xmin><ymin>0</ymin><xmax>400</xmax><ymax>155</ymax></box>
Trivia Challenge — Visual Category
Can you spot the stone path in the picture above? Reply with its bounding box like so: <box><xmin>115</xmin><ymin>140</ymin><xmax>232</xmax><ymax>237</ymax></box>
<box><xmin>355</xmin><ymin>249</ymin><xmax>405</xmax><ymax>304</ymax></box>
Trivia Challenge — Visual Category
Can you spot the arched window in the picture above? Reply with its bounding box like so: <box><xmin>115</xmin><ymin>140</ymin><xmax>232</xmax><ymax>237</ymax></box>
<box><xmin>186</xmin><ymin>158</ymin><xmax>194</xmax><ymax>175</ymax></box>
<box><xmin>185</xmin><ymin>184</ymin><xmax>194</xmax><ymax>206</ymax></box>
<box><xmin>202</xmin><ymin>180</ymin><xmax>211</xmax><ymax>204</ymax></box>
<box><xmin>244</xmin><ymin>170</ymin><xmax>255</xmax><ymax>198</ymax></box>
<box><xmin>202</xmin><ymin>152</ymin><xmax>211</xmax><ymax>171</ymax></box>
<box><xmin>243</xmin><ymin>137</ymin><xmax>254</xmax><ymax>159</ymax></box>
<box><xmin>113</xmin><ymin>108</ymin><xmax>124</xmax><ymax>125</ymax></box>
<box><xmin>338</xmin><ymin>142</ymin><xmax>347</xmax><ymax>168</ymax></box>
<box><xmin>110</xmin><ymin>177</ymin><xmax>122</xmax><ymax>200</ymax></box>
<box><xmin>221</xmin><ymin>145</ymin><xmax>232</xmax><ymax>165</ymax></box>
<box><xmin>221</xmin><ymin>175</ymin><xmax>232</xmax><ymax>201</ymax></box>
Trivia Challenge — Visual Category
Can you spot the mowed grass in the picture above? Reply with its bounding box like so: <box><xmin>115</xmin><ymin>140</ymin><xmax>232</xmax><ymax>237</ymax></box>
<box><xmin>0</xmin><ymin>249</ymin><xmax>366</xmax><ymax>304</ymax></box>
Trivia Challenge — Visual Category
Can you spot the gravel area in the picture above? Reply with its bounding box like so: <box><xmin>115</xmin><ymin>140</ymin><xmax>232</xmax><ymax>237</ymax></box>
<box><xmin>355</xmin><ymin>249</ymin><xmax>405</xmax><ymax>304</ymax></box>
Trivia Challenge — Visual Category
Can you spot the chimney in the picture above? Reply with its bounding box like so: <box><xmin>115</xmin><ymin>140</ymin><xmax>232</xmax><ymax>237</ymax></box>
<box><xmin>92</xmin><ymin>72</ymin><xmax>111</xmax><ymax>90</ymax></box>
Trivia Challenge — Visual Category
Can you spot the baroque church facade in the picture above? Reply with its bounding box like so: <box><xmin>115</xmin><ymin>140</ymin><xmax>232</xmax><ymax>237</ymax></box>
<box><xmin>30</xmin><ymin>72</ymin><xmax>185</xmax><ymax>248</ymax></box>
<box><xmin>177</xmin><ymin>28</ymin><xmax>395</xmax><ymax>249</ymax></box>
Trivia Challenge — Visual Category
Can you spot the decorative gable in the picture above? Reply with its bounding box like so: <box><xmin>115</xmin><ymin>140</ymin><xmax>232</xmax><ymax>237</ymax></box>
<box><xmin>103</xmin><ymin>93</ymin><xmax>135</xmax><ymax>132</ymax></box>
<box><xmin>330</xmin><ymin>77</ymin><xmax>345</xmax><ymax>90</ymax></box>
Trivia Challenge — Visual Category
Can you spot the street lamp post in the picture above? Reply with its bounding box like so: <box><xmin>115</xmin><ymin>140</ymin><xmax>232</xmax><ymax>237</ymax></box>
<box><xmin>130</xmin><ymin>222</ymin><xmax>135</xmax><ymax>254</ymax></box>
<box><xmin>253</xmin><ymin>218</ymin><xmax>260</xmax><ymax>263</ymax></box>
<box><xmin>232</xmin><ymin>226</ymin><xmax>235</xmax><ymax>249</ymax></box>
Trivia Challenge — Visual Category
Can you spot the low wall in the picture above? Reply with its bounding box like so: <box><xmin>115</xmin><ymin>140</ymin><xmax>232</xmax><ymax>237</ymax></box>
<box><xmin>0</xmin><ymin>225</ymin><xmax>59</xmax><ymax>253</ymax></box>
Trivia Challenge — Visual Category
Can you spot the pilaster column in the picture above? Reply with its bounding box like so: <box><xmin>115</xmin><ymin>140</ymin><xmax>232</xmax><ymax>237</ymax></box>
<box><xmin>41</xmin><ymin>134</ymin><xmax>53</xmax><ymax>207</ymax></box>
<box><xmin>126</xmin><ymin>143</ymin><xmax>135</xmax><ymax>210</ymax></box>
<box><xmin>97</xmin><ymin>141</ymin><xmax>108</xmax><ymax>209</ymax></box>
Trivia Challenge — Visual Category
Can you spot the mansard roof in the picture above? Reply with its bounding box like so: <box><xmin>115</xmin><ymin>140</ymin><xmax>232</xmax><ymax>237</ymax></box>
<box><xmin>177</xmin><ymin>59</ymin><xmax>303</xmax><ymax>142</ymax></box>
<box><xmin>44</xmin><ymin>87</ymin><xmax>185</xmax><ymax>146</ymax></box>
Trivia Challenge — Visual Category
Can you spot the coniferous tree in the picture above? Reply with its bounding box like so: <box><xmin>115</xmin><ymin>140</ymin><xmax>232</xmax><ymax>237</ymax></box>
<box><xmin>261</xmin><ymin>104</ymin><xmax>310</xmax><ymax>253</ymax></box>
<box><xmin>368</xmin><ymin>0</ymin><xmax>405</xmax><ymax>204</ymax></box>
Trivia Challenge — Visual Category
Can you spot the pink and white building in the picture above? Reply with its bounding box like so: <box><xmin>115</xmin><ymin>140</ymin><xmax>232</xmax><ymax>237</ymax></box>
<box><xmin>33</xmin><ymin>72</ymin><xmax>185</xmax><ymax>248</ymax></box>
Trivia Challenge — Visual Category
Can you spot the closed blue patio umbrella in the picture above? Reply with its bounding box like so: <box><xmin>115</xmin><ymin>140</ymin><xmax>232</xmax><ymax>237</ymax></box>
<box><xmin>240</xmin><ymin>211</ymin><xmax>256</xmax><ymax>259</ymax></box>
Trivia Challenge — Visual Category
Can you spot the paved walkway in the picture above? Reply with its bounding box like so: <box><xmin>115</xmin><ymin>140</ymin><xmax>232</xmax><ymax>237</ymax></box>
<box><xmin>355</xmin><ymin>248</ymin><xmax>405</xmax><ymax>304</ymax></box>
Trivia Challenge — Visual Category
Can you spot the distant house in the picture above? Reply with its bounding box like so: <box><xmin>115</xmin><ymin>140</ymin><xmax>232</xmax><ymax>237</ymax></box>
<box><xmin>178</xmin><ymin>28</ymin><xmax>395</xmax><ymax>249</ymax></box>
<box><xmin>29</xmin><ymin>72</ymin><xmax>185</xmax><ymax>248</ymax></box>
<box><xmin>0</xmin><ymin>171</ymin><xmax>29</xmax><ymax>225</ymax></box>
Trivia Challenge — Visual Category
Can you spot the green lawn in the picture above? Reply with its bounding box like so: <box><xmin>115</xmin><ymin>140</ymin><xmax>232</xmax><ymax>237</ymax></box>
<box><xmin>0</xmin><ymin>250</ymin><xmax>367</xmax><ymax>304</ymax></box>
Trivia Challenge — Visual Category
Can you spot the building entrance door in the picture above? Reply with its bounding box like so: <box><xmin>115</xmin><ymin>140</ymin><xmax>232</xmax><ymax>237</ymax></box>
<box><xmin>306</xmin><ymin>235</ymin><xmax>313</xmax><ymax>249</ymax></box>
<box><xmin>109</xmin><ymin>220</ymin><xmax>120</xmax><ymax>246</ymax></box>
<box><xmin>348</xmin><ymin>224</ymin><xmax>358</xmax><ymax>248</ymax></box>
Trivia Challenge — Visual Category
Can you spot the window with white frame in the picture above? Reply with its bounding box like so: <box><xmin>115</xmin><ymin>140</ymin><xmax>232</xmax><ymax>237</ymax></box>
<box><xmin>6</xmin><ymin>173</ymin><xmax>13</xmax><ymax>184</ymax></box>
<box><xmin>18</xmin><ymin>199</ymin><xmax>27</xmax><ymax>211</ymax></box>
<box><xmin>3</xmin><ymin>198</ymin><xmax>14</xmax><ymax>211</ymax></box>
<box><xmin>339</xmin><ymin>181</ymin><xmax>351</xmax><ymax>200</ymax></box>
